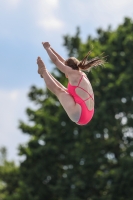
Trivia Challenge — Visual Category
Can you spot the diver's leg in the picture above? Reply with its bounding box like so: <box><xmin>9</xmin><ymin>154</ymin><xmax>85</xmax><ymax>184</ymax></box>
<box><xmin>48</xmin><ymin>72</ymin><xmax>67</xmax><ymax>91</ymax></box>
<box><xmin>37</xmin><ymin>57</ymin><xmax>81</xmax><ymax>122</ymax></box>
<box><xmin>37</xmin><ymin>57</ymin><xmax>65</xmax><ymax>95</ymax></box>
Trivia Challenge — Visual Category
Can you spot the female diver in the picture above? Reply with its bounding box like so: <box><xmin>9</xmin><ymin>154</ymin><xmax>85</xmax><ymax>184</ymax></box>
<box><xmin>37</xmin><ymin>42</ymin><xmax>105</xmax><ymax>125</ymax></box>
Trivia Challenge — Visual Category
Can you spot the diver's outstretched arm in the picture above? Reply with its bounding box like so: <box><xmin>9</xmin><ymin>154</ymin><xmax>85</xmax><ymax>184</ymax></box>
<box><xmin>50</xmin><ymin>47</ymin><xmax>65</xmax><ymax>64</ymax></box>
<box><xmin>42</xmin><ymin>42</ymin><xmax>65</xmax><ymax>63</ymax></box>
<box><xmin>42</xmin><ymin>42</ymin><xmax>72</xmax><ymax>74</ymax></box>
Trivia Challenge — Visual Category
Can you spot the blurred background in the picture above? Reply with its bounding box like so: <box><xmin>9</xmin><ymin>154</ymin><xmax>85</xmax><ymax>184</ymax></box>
<box><xmin>0</xmin><ymin>0</ymin><xmax>133</xmax><ymax>199</ymax></box>
<box><xmin>0</xmin><ymin>0</ymin><xmax>133</xmax><ymax>162</ymax></box>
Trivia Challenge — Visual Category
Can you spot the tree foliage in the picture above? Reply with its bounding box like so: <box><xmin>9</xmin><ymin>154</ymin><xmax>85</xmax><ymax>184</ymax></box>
<box><xmin>1</xmin><ymin>17</ymin><xmax>133</xmax><ymax>200</ymax></box>
<box><xmin>0</xmin><ymin>147</ymin><xmax>20</xmax><ymax>200</ymax></box>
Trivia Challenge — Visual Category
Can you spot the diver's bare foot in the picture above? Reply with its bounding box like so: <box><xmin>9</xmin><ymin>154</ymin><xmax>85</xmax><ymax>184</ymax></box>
<box><xmin>37</xmin><ymin>57</ymin><xmax>46</xmax><ymax>78</ymax></box>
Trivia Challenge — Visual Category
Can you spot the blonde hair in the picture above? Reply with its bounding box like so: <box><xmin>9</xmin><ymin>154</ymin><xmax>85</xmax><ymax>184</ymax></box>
<box><xmin>65</xmin><ymin>51</ymin><xmax>106</xmax><ymax>72</ymax></box>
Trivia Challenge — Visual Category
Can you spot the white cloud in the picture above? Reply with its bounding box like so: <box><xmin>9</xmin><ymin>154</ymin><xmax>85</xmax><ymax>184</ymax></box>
<box><xmin>0</xmin><ymin>0</ymin><xmax>21</xmax><ymax>10</ymax></box>
<box><xmin>9</xmin><ymin>0</ymin><xmax>20</xmax><ymax>7</ymax></box>
<box><xmin>38</xmin><ymin>17</ymin><xmax>64</xmax><ymax>30</ymax></box>
<box><xmin>95</xmin><ymin>0</ymin><xmax>133</xmax><ymax>25</ymax></box>
<box><xmin>70</xmin><ymin>0</ymin><xmax>133</xmax><ymax>17</ymax></box>
<box><xmin>0</xmin><ymin>88</ymin><xmax>31</xmax><ymax>163</ymax></box>
<box><xmin>36</xmin><ymin>0</ymin><xmax>64</xmax><ymax>31</ymax></box>
<box><xmin>99</xmin><ymin>0</ymin><xmax>133</xmax><ymax>11</ymax></box>
<box><xmin>68</xmin><ymin>0</ymin><xmax>133</xmax><ymax>30</ymax></box>
<box><xmin>37</xmin><ymin>0</ymin><xmax>59</xmax><ymax>15</ymax></box>
<box><xmin>45</xmin><ymin>0</ymin><xmax>59</xmax><ymax>7</ymax></box>
<box><xmin>10</xmin><ymin>90</ymin><xmax>19</xmax><ymax>101</ymax></box>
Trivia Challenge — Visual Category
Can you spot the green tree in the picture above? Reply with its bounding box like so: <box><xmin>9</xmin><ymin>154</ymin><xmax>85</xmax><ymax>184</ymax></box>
<box><xmin>0</xmin><ymin>147</ymin><xmax>20</xmax><ymax>200</ymax></box>
<box><xmin>11</xmin><ymin>17</ymin><xmax>133</xmax><ymax>200</ymax></box>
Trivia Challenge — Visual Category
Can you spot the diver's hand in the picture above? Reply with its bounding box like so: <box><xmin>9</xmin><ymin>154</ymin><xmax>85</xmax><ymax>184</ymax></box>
<box><xmin>42</xmin><ymin>42</ymin><xmax>50</xmax><ymax>49</ymax></box>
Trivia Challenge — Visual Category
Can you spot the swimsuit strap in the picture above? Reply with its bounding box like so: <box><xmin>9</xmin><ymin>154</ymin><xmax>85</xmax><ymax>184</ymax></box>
<box><xmin>84</xmin><ymin>96</ymin><xmax>94</xmax><ymax>101</ymax></box>
<box><xmin>77</xmin><ymin>74</ymin><xmax>94</xmax><ymax>101</ymax></box>
<box><xmin>77</xmin><ymin>75</ymin><xmax>84</xmax><ymax>86</ymax></box>
<box><xmin>78</xmin><ymin>86</ymin><xmax>94</xmax><ymax>101</ymax></box>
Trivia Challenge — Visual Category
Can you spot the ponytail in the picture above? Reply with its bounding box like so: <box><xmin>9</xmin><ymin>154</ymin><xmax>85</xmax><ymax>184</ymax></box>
<box><xmin>78</xmin><ymin>51</ymin><xmax>106</xmax><ymax>72</ymax></box>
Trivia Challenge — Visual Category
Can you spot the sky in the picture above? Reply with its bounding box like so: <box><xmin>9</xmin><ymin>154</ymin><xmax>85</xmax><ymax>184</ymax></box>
<box><xmin>0</xmin><ymin>0</ymin><xmax>133</xmax><ymax>164</ymax></box>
